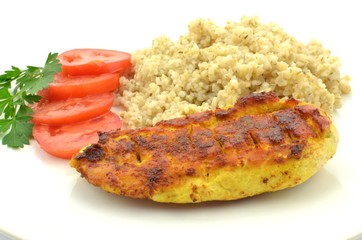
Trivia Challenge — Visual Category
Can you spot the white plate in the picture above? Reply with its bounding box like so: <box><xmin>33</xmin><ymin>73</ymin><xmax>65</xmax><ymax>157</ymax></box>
<box><xmin>1</xmin><ymin>1</ymin><xmax>362</xmax><ymax>239</ymax></box>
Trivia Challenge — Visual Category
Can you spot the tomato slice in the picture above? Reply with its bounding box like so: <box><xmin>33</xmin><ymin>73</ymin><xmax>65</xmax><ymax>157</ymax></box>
<box><xmin>48</xmin><ymin>72</ymin><xmax>120</xmax><ymax>100</ymax></box>
<box><xmin>58</xmin><ymin>49</ymin><xmax>132</xmax><ymax>76</ymax></box>
<box><xmin>35</xmin><ymin>88</ymin><xmax>51</xmax><ymax>105</ymax></box>
<box><xmin>32</xmin><ymin>92</ymin><xmax>114</xmax><ymax>125</ymax></box>
<box><xmin>33</xmin><ymin>111</ymin><xmax>123</xmax><ymax>159</ymax></box>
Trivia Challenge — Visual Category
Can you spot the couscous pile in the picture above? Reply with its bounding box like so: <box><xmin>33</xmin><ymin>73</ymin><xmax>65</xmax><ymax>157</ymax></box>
<box><xmin>119</xmin><ymin>16</ymin><xmax>350</xmax><ymax>129</ymax></box>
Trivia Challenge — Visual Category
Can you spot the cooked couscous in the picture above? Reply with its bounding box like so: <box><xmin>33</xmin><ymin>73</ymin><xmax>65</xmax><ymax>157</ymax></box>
<box><xmin>119</xmin><ymin>16</ymin><xmax>350</xmax><ymax>129</ymax></box>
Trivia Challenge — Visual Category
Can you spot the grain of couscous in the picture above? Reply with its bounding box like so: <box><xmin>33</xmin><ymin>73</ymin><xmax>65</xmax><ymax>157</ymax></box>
<box><xmin>119</xmin><ymin>16</ymin><xmax>350</xmax><ymax>129</ymax></box>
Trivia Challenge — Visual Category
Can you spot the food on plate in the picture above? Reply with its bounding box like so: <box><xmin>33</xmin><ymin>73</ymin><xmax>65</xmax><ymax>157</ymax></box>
<box><xmin>119</xmin><ymin>16</ymin><xmax>351</xmax><ymax>129</ymax></box>
<box><xmin>33</xmin><ymin>111</ymin><xmax>122</xmax><ymax>159</ymax></box>
<box><xmin>58</xmin><ymin>49</ymin><xmax>131</xmax><ymax>76</ymax></box>
<box><xmin>31</xmin><ymin>92</ymin><xmax>114</xmax><ymax>125</ymax></box>
<box><xmin>29</xmin><ymin>48</ymin><xmax>132</xmax><ymax>158</ymax></box>
<box><xmin>48</xmin><ymin>72</ymin><xmax>120</xmax><ymax>99</ymax></box>
<box><xmin>70</xmin><ymin>92</ymin><xmax>338</xmax><ymax>203</ymax></box>
<box><xmin>0</xmin><ymin>53</ymin><xmax>61</xmax><ymax>148</ymax></box>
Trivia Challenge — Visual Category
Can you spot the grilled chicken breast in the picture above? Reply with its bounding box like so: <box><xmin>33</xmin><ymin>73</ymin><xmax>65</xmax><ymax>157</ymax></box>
<box><xmin>70</xmin><ymin>92</ymin><xmax>338</xmax><ymax>203</ymax></box>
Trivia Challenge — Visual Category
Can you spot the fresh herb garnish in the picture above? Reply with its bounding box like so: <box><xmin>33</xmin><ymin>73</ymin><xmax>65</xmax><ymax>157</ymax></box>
<box><xmin>0</xmin><ymin>53</ymin><xmax>61</xmax><ymax>148</ymax></box>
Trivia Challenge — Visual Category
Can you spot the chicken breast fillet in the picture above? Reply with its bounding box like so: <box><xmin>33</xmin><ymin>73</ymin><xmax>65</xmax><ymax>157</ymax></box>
<box><xmin>70</xmin><ymin>92</ymin><xmax>338</xmax><ymax>203</ymax></box>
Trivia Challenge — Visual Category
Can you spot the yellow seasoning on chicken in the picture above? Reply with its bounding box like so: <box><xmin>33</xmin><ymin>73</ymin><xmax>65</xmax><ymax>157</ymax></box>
<box><xmin>70</xmin><ymin>92</ymin><xmax>338</xmax><ymax>203</ymax></box>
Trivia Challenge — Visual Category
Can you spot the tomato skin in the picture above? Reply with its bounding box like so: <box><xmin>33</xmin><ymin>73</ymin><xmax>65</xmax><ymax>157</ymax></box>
<box><xmin>33</xmin><ymin>112</ymin><xmax>123</xmax><ymax>159</ymax></box>
<box><xmin>32</xmin><ymin>92</ymin><xmax>114</xmax><ymax>125</ymax></box>
<box><xmin>58</xmin><ymin>49</ymin><xmax>132</xmax><ymax>76</ymax></box>
<box><xmin>48</xmin><ymin>72</ymin><xmax>120</xmax><ymax>99</ymax></box>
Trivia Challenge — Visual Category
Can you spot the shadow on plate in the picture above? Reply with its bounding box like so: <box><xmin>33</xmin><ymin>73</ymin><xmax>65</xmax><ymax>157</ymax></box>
<box><xmin>31</xmin><ymin>140</ymin><xmax>75</xmax><ymax>175</ymax></box>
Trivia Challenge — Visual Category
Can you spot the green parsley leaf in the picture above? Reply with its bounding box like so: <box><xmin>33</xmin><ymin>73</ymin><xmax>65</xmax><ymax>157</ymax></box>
<box><xmin>0</xmin><ymin>52</ymin><xmax>61</xmax><ymax>148</ymax></box>
<box><xmin>22</xmin><ymin>94</ymin><xmax>42</xmax><ymax>104</ymax></box>
<box><xmin>25</xmin><ymin>53</ymin><xmax>61</xmax><ymax>95</ymax></box>
<box><xmin>0</xmin><ymin>119</ymin><xmax>11</xmax><ymax>133</ymax></box>
<box><xmin>0</xmin><ymin>66</ymin><xmax>22</xmax><ymax>82</ymax></box>
<box><xmin>0</xmin><ymin>89</ymin><xmax>12</xmax><ymax>113</ymax></box>
<box><xmin>2</xmin><ymin>117</ymin><xmax>33</xmax><ymax>148</ymax></box>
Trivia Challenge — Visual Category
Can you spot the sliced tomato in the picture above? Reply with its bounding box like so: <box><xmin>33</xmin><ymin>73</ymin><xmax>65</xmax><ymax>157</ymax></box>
<box><xmin>35</xmin><ymin>88</ymin><xmax>51</xmax><ymax>105</ymax></box>
<box><xmin>33</xmin><ymin>111</ymin><xmax>123</xmax><ymax>159</ymax></box>
<box><xmin>47</xmin><ymin>72</ymin><xmax>120</xmax><ymax>100</ymax></box>
<box><xmin>32</xmin><ymin>92</ymin><xmax>114</xmax><ymax>125</ymax></box>
<box><xmin>58</xmin><ymin>49</ymin><xmax>132</xmax><ymax>76</ymax></box>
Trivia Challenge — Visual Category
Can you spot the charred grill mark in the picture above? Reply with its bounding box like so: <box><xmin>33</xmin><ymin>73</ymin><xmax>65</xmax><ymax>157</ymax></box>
<box><xmin>119</xmin><ymin>140</ymin><xmax>136</xmax><ymax>153</ymax></box>
<box><xmin>110</xmin><ymin>138</ymin><xmax>136</xmax><ymax>156</ymax></box>
<box><xmin>236</xmin><ymin>115</ymin><xmax>254</xmax><ymax>130</ymax></box>
<box><xmin>251</xmin><ymin>115</ymin><xmax>287</xmax><ymax>145</ymax></box>
<box><xmin>215</xmin><ymin>115</ymin><xmax>257</xmax><ymax>150</ymax></box>
<box><xmin>91</xmin><ymin>135</ymin><xmax>140</xmax><ymax>165</ymax></box>
<box><xmin>264</xmin><ymin>127</ymin><xmax>285</xmax><ymax>144</ymax></box>
<box><xmin>156</xmin><ymin>117</ymin><xmax>190</xmax><ymax>128</ymax></box>
<box><xmin>192</xmin><ymin>127</ymin><xmax>214</xmax><ymax>149</ymax></box>
<box><xmin>98</xmin><ymin>131</ymin><xmax>108</xmax><ymax>144</ymax></box>
<box><xmin>185</xmin><ymin>168</ymin><xmax>196</xmax><ymax>176</ymax></box>
<box><xmin>165</xmin><ymin>129</ymin><xmax>192</xmax><ymax>164</ymax></box>
<box><xmin>273</xmin><ymin>109</ymin><xmax>317</xmax><ymax>139</ymax></box>
<box><xmin>220</xmin><ymin>129</ymin><xmax>254</xmax><ymax>149</ymax></box>
<box><xmin>231</xmin><ymin>130</ymin><xmax>254</xmax><ymax>147</ymax></box>
<box><xmin>146</xmin><ymin>166</ymin><xmax>164</xmax><ymax>192</ymax></box>
<box><xmin>284</xmin><ymin>97</ymin><xmax>300</xmax><ymax>107</ymax></box>
<box><xmin>187</xmin><ymin>110</ymin><xmax>213</xmax><ymax>124</ymax></box>
<box><xmin>295</xmin><ymin>105</ymin><xmax>331</xmax><ymax>133</ymax></box>
<box><xmin>187</xmin><ymin>124</ymin><xmax>194</xmax><ymax>151</ymax></box>
<box><xmin>134</xmin><ymin>135</ymin><xmax>148</xmax><ymax>148</ymax></box>
<box><xmin>289</xmin><ymin>142</ymin><xmax>305</xmax><ymax>159</ymax></box>
<box><xmin>175</xmin><ymin>133</ymin><xmax>189</xmax><ymax>148</ymax></box>
<box><xmin>150</xmin><ymin>134</ymin><xmax>169</xmax><ymax>150</ymax></box>
<box><xmin>149</xmin><ymin>127</ymin><xmax>193</xmax><ymax>165</ymax></box>
<box><xmin>75</xmin><ymin>144</ymin><xmax>105</xmax><ymax>161</ymax></box>
<box><xmin>215</xmin><ymin>107</ymin><xmax>236</xmax><ymax>119</ymax></box>
<box><xmin>291</xmin><ymin>144</ymin><xmax>303</xmax><ymax>157</ymax></box>
<box><xmin>235</xmin><ymin>92</ymin><xmax>279</xmax><ymax>108</ymax></box>
<box><xmin>130</xmin><ymin>130</ymin><xmax>175</xmax><ymax>165</ymax></box>
<box><xmin>172</xmin><ymin>129</ymin><xmax>192</xmax><ymax>154</ymax></box>
<box><xmin>253</xmin><ymin>116</ymin><xmax>270</xmax><ymax>129</ymax></box>
<box><xmin>214</xmin><ymin>108</ymin><xmax>312</xmax><ymax>154</ymax></box>
<box><xmin>273</xmin><ymin>109</ymin><xmax>297</xmax><ymax>127</ymax></box>
<box><xmin>214</xmin><ymin>155</ymin><xmax>227</xmax><ymax>167</ymax></box>
<box><xmin>191</xmin><ymin>126</ymin><xmax>218</xmax><ymax>159</ymax></box>
<box><xmin>137</xmin><ymin>134</ymin><xmax>159</xmax><ymax>150</ymax></box>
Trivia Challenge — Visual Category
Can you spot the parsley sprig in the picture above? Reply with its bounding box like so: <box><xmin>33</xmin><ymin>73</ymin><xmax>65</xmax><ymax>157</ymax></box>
<box><xmin>0</xmin><ymin>53</ymin><xmax>61</xmax><ymax>148</ymax></box>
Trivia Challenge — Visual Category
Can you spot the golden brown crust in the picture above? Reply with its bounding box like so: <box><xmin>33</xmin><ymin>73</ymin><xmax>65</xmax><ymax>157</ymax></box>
<box><xmin>70</xmin><ymin>92</ymin><xmax>335</xmax><ymax>202</ymax></box>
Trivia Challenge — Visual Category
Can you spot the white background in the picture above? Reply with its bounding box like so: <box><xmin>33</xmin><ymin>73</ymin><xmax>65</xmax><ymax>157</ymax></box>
<box><xmin>0</xmin><ymin>0</ymin><xmax>361</xmax><ymax>239</ymax></box>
